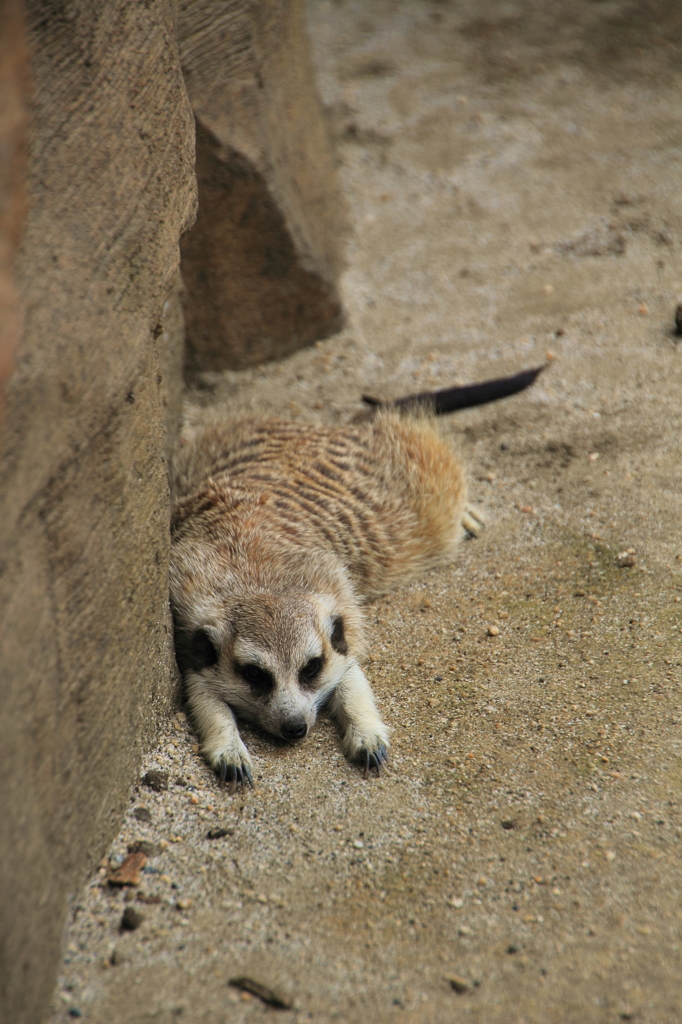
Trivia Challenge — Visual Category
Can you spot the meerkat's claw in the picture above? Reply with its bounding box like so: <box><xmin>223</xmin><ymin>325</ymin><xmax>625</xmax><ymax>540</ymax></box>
<box><xmin>356</xmin><ymin>745</ymin><xmax>387</xmax><ymax>774</ymax></box>
<box><xmin>362</xmin><ymin>742</ymin><xmax>390</xmax><ymax>777</ymax></box>
<box><xmin>462</xmin><ymin>504</ymin><xmax>485</xmax><ymax>539</ymax></box>
<box><xmin>214</xmin><ymin>753</ymin><xmax>254</xmax><ymax>791</ymax></box>
<box><xmin>221</xmin><ymin>760</ymin><xmax>254</xmax><ymax>792</ymax></box>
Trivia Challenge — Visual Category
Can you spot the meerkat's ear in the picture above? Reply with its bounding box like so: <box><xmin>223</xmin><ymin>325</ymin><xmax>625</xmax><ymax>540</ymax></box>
<box><xmin>312</xmin><ymin>595</ymin><xmax>351</xmax><ymax>656</ymax></box>
<box><xmin>174</xmin><ymin>624</ymin><xmax>221</xmax><ymax>673</ymax></box>
<box><xmin>330</xmin><ymin>614</ymin><xmax>348</xmax><ymax>656</ymax></box>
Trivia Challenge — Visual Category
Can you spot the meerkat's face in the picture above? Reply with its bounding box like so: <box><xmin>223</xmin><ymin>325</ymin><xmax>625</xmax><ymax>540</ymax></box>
<box><xmin>175</xmin><ymin>593</ymin><xmax>354</xmax><ymax>742</ymax></box>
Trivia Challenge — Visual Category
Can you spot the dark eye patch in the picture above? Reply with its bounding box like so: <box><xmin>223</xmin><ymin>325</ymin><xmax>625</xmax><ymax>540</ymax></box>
<box><xmin>236</xmin><ymin>663</ymin><xmax>274</xmax><ymax>691</ymax></box>
<box><xmin>330</xmin><ymin>615</ymin><xmax>348</xmax><ymax>656</ymax></box>
<box><xmin>174</xmin><ymin>626</ymin><xmax>219</xmax><ymax>673</ymax></box>
<box><xmin>299</xmin><ymin>656</ymin><xmax>324</xmax><ymax>686</ymax></box>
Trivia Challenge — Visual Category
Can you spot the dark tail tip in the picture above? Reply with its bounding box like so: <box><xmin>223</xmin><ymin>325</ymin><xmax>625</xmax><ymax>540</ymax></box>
<box><xmin>362</xmin><ymin>363</ymin><xmax>546</xmax><ymax>415</ymax></box>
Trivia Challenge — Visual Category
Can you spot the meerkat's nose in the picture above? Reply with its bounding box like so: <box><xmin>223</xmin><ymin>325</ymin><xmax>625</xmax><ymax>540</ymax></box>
<box><xmin>281</xmin><ymin>718</ymin><xmax>308</xmax><ymax>741</ymax></box>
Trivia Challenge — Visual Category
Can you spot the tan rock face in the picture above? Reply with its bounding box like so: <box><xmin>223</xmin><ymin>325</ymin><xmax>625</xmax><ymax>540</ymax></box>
<box><xmin>0</xmin><ymin>2</ymin><xmax>196</xmax><ymax>1022</ymax></box>
<box><xmin>0</xmin><ymin>0</ymin><xmax>29</xmax><ymax>416</ymax></box>
<box><xmin>177</xmin><ymin>0</ymin><xmax>346</xmax><ymax>371</ymax></box>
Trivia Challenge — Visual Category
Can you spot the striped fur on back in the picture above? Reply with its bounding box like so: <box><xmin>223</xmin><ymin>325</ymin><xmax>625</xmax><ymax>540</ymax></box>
<box><xmin>172</xmin><ymin>412</ymin><xmax>468</xmax><ymax>601</ymax></box>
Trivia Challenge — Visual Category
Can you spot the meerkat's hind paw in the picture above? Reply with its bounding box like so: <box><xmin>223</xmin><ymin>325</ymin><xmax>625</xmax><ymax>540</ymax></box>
<box><xmin>462</xmin><ymin>504</ymin><xmax>485</xmax><ymax>539</ymax></box>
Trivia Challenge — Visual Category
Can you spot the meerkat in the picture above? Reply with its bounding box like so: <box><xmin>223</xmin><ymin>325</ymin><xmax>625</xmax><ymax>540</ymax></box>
<box><xmin>170</xmin><ymin>367</ymin><xmax>543</xmax><ymax>788</ymax></box>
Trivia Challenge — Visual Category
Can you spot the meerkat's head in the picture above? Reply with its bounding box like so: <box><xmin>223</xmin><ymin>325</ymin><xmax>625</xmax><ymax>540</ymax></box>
<box><xmin>174</xmin><ymin>590</ymin><xmax>363</xmax><ymax>742</ymax></box>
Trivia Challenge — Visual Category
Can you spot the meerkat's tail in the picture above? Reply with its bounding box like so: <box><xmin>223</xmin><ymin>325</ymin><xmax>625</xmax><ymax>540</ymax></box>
<box><xmin>362</xmin><ymin>364</ymin><xmax>545</xmax><ymax>415</ymax></box>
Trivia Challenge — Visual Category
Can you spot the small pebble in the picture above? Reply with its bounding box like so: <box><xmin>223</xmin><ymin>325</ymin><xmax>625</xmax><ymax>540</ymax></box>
<box><xmin>618</xmin><ymin>551</ymin><xmax>636</xmax><ymax>567</ymax></box>
<box><xmin>446</xmin><ymin>975</ymin><xmax>470</xmax><ymax>994</ymax></box>
<box><xmin>133</xmin><ymin>806</ymin><xmax>152</xmax><ymax>823</ymax></box>
<box><xmin>176</xmin><ymin>898</ymin><xmax>192</xmax><ymax>911</ymax></box>
<box><xmin>604</xmin><ymin>850</ymin><xmax>616</xmax><ymax>862</ymax></box>
<box><xmin>108</xmin><ymin>851</ymin><xmax>148</xmax><ymax>886</ymax></box>
<box><xmin>487</xmin><ymin>625</ymin><xmax>500</xmax><ymax>637</ymax></box>
<box><xmin>675</xmin><ymin>303</ymin><xmax>682</xmax><ymax>336</ymax></box>
<box><xmin>207</xmin><ymin>827</ymin><xmax>234</xmax><ymax>840</ymax></box>
<box><xmin>120</xmin><ymin>906</ymin><xmax>144</xmax><ymax>931</ymax></box>
<box><xmin>127</xmin><ymin>840</ymin><xmax>160</xmax><ymax>858</ymax></box>
<box><xmin>353</xmin><ymin>840</ymin><xmax>364</xmax><ymax>849</ymax></box>
<box><xmin>448</xmin><ymin>898</ymin><xmax>464</xmax><ymax>909</ymax></box>
<box><xmin>143</xmin><ymin>770</ymin><xmax>169</xmax><ymax>792</ymax></box>
<box><xmin>458</xmin><ymin>925</ymin><xmax>472</xmax><ymax>936</ymax></box>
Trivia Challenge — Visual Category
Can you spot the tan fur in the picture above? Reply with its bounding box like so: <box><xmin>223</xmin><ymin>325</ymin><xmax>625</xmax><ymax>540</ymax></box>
<box><xmin>170</xmin><ymin>410</ymin><xmax>471</xmax><ymax>786</ymax></box>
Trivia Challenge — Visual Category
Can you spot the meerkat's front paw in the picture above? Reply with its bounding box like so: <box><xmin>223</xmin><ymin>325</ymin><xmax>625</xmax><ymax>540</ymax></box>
<box><xmin>343</xmin><ymin>722</ymin><xmax>391</xmax><ymax>775</ymax></box>
<box><xmin>204</xmin><ymin>737</ymin><xmax>254</xmax><ymax>790</ymax></box>
<box><xmin>331</xmin><ymin>663</ymin><xmax>391</xmax><ymax>775</ymax></box>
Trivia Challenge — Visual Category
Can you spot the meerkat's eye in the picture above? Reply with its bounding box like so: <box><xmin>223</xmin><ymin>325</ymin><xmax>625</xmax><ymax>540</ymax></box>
<box><xmin>237</xmin><ymin>663</ymin><xmax>274</xmax><ymax>690</ymax></box>
<box><xmin>299</xmin><ymin>656</ymin><xmax>324</xmax><ymax>685</ymax></box>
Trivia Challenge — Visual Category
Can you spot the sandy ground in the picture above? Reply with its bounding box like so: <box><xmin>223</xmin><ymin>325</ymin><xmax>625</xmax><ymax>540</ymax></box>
<box><xmin>50</xmin><ymin>2</ymin><xmax>682</xmax><ymax>1022</ymax></box>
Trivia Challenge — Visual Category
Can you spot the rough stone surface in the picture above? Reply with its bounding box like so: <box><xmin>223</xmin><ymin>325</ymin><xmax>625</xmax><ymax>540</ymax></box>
<box><xmin>48</xmin><ymin>2</ymin><xmax>682</xmax><ymax>1022</ymax></box>
<box><xmin>0</xmin><ymin>2</ymin><xmax>196</xmax><ymax>1022</ymax></box>
<box><xmin>177</xmin><ymin>0</ymin><xmax>346</xmax><ymax>372</ymax></box>
<box><xmin>0</xmin><ymin>0</ymin><xmax>29</xmax><ymax>412</ymax></box>
<box><xmin>156</xmin><ymin>277</ymin><xmax>188</xmax><ymax>464</ymax></box>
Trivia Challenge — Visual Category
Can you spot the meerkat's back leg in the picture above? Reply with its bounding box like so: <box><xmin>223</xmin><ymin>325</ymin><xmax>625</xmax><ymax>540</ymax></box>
<box><xmin>462</xmin><ymin>504</ymin><xmax>486</xmax><ymax>538</ymax></box>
